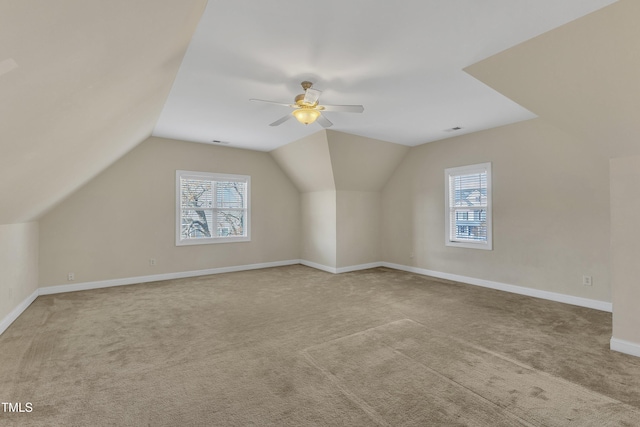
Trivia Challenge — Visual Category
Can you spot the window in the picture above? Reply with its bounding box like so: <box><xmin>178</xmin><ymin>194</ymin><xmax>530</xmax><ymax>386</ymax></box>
<box><xmin>176</xmin><ymin>170</ymin><xmax>250</xmax><ymax>245</ymax></box>
<box><xmin>445</xmin><ymin>163</ymin><xmax>492</xmax><ymax>250</ymax></box>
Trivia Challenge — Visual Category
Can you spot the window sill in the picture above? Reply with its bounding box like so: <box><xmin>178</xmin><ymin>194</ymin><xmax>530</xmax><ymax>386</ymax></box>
<box><xmin>176</xmin><ymin>237</ymin><xmax>251</xmax><ymax>246</ymax></box>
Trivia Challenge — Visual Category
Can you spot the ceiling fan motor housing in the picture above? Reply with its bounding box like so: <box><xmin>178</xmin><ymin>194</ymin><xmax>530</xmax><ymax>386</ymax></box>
<box><xmin>250</xmin><ymin>80</ymin><xmax>362</xmax><ymax>128</ymax></box>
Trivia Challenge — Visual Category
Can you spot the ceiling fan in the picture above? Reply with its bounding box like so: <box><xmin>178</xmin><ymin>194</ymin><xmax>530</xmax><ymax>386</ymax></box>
<box><xmin>250</xmin><ymin>81</ymin><xmax>364</xmax><ymax>127</ymax></box>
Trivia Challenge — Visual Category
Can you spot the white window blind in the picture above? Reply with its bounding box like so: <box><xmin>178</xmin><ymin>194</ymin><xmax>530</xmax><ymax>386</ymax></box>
<box><xmin>445</xmin><ymin>163</ymin><xmax>492</xmax><ymax>250</ymax></box>
<box><xmin>176</xmin><ymin>171</ymin><xmax>250</xmax><ymax>245</ymax></box>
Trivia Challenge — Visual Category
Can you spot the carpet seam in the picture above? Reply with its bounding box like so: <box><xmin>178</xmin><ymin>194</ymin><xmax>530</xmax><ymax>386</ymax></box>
<box><xmin>380</xmin><ymin>342</ymin><xmax>540</xmax><ymax>427</ymax></box>
<box><xmin>302</xmin><ymin>318</ymin><xmax>414</xmax><ymax>353</ymax></box>
<box><xmin>300</xmin><ymin>350</ymin><xmax>391</xmax><ymax>427</ymax></box>
<box><xmin>406</xmin><ymin>318</ymin><xmax>640</xmax><ymax>410</ymax></box>
<box><xmin>307</xmin><ymin>318</ymin><xmax>640</xmax><ymax>424</ymax></box>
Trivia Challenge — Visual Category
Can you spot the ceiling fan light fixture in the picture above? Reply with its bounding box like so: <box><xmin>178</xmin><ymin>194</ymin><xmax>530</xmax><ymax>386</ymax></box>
<box><xmin>292</xmin><ymin>108</ymin><xmax>320</xmax><ymax>125</ymax></box>
<box><xmin>252</xmin><ymin>81</ymin><xmax>363</xmax><ymax>128</ymax></box>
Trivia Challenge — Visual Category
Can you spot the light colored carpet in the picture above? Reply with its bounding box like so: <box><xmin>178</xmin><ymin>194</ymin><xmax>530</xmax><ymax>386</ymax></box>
<box><xmin>1</xmin><ymin>265</ymin><xmax>640</xmax><ymax>426</ymax></box>
<box><xmin>304</xmin><ymin>319</ymin><xmax>640</xmax><ymax>426</ymax></box>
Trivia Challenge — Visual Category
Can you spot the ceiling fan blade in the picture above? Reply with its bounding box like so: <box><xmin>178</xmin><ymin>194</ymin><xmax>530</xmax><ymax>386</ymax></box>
<box><xmin>269</xmin><ymin>114</ymin><xmax>293</xmax><ymax>127</ymax></box>
<box><xmin>251</xmin><ymin>99</ymin><xmax>297</xmax><ymax>108</ymax></box>
<box><xmin>317</xmin><ymin>104</ymin><xmax>364</xmax><ymax>113</ymax></box>
<box><xmin>303</xmin><ymin>88</ymin><xmax>321</xmax><ymax>105</ymax></box>
<box><xmin>316</xmin><ymin>114</ymin><xmax>333</xmax><ymax>128</ymax></box>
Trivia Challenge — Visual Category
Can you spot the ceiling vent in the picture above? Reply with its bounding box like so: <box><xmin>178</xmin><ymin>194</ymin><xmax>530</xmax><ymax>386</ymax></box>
<box><xmin>444</xmin><ymin>126</ymin><xmax>463</xmax><ymax>132</ymax></box>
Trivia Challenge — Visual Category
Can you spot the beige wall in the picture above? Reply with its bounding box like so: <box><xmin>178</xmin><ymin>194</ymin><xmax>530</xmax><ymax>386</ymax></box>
<box><xmin>466</xmin><ymin>0</ymin><xmax>640</xmax><ymax>160</ymax></box>
<box><xmin>271</xmin><ymin>130</ymin><xmax>407</xmax><ymax>270</ymax></box>
<box><xmin>301</xmin><ymin>191</ymin><xmax>337</xmax><ymax>268</ymax></box>
<box><xmin>299</xmin><ymin>190</ymin><xmax>382</xmax><ymax>269</ymax></box>
<box><xmin>336</xmin><ymin>191</ymin><xmax>381</xmax><ymax>268</ymax></box>
<box><xmin>382</xmin><ymin>118</ymin><xmax>611</xmax><ymax>302</ymax></box>
<box><xmin>461</xmin><ymin>0</ymin><xmax>639</xmax><ymax>352</ymax></box>
<box><xmin>38</xmin><ymin>137</ymin><xmax>300</xmax><ymax>286</ymax></box>
<box><xmin>0</xmin><ymin>222</ymin><xmax>39</xmax><ymax>322</ymax></box>
<box><xmin>610</xmin><ymin>155</ymin><xmax>640</xmax><ymax>344</ymax></box>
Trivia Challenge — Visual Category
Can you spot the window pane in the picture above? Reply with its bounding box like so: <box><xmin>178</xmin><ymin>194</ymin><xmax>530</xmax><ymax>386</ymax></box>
<box><xmin>215</xmin><ymin>181</ymin><xmax>246</xmax><ymax>208</ymax></box>
<box><xmin>452</xmin><ymin>208</ymin><xmax>487</xmax><ymax>241</ymax></box>
<box><xmin>451</xmin><ymin>173</ymin><xmax>487</xmax><ymax>207</ymax></box>
<box><xmin>445</xmin><ymin>163</ymin><xmax>491</xmax><ymax>249</ymax></box>
<box><xmin>216</xmin><ymin>210</ymin><xmax>245</xmax><ymax>236</ymax></box>
<box><xmin>181</xmin><ymin>179</ymin><xmax>213</xmax><ymax>209</ymax></box>
<box><xmin>181</xmin><ymin>209</ymin><xmax>213</xmax><ymax>239</ymax></box>
<box><xmin>177</xmin><ymin>171</ymin><xmax>250</xmax><ymax>245</ymax></box>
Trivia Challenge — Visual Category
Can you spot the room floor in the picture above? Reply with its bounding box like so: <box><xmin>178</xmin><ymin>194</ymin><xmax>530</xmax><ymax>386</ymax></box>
<box><xmin>1</xmin><ymin>265</ymin><xmax>639</xmax><ymax>426</ymax></box>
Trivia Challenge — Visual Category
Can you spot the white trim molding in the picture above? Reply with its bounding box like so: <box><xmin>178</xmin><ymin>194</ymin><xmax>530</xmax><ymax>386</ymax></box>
<box><xmin>37</xmin><ymin>260</ymin><xmax>614</xmax><ymax>312</ymax></box>
<box><xmin>1</xmin><ymin>259</ymin><xmax>615</xmax><ymax>340</ymax></box>
<box><xmin>1</xmin><ymin>260</ymin><xmax>303</xmax><ymax>336</ymax></box>
<box><xmin>0</xmin><ymin>289</ymin><xmax>38</xmax><ymax>336</ymax></box>
<box><xmin>610</xmin><ymin>337</ymin><xmax>640</xmax><ymax>358</ymax></box>
<box><xmin>382</xmin><ymin>262</ymin><xmax>612</xmax><ymax>312</ymax></box>
<box><xmin>336</xmin><ymin>262</ymin><xmax>383</xmax><ymax>274</ymax></box>
<box><xmin>39</xmin><ymin>260</ymin><xmax>299</xmax><ymax>295</ymax></box>
<box><xmin>298</xmin><ymin>260</ymin><xmax>383</xmax><ymax>274</ymax></box>
<box><xmin>299</xmin><ymin>260</ymin><xmax>338</xmax><ymax>274</ymax></box>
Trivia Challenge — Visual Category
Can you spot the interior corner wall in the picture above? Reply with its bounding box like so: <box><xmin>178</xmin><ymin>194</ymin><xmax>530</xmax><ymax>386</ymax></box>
<box><xmin>0</xmin><ymin>222</ymin><xmax>39</xmax><ymax>322</ymax></box>
<box><xmin>273</xmin><ymin>130</ymin><xmax>406</xmax><ymax>271</ymax></box>
<box><xmin>610</xmin><ymin>155</ymin><xmax>640</xmax><ymax>345</ymax></box>
<box><xmin>381</xmin><ymin>118</ymin><xmax>611</xmax><ymax>302</ymax></box>
<box><xmin>336</xmin><ymin>191</ymin><xmax>381</xmax><ymax>268</ymax></box>
<box><xmin>301</xmin><ymin>191</ymin><xmax>337</xmax><ymax>268</ymax></box>
<box><xmin>38</xmin><ymin>136</ymin><xmax>301</xmax><ymax>287</ymax></box>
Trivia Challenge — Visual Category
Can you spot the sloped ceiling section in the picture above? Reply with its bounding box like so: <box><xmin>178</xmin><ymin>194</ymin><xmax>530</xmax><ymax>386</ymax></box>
<box><xmin>326</xmin><ymin>130</ymin><xmax>410</xmax><ymax>192</ymax></box>
<box><xmin>270</xmin><ymin>131</ymin><xmax>336</xmax><ymax>193</ymax></box>
<box><xmin>0</xmin><ymin>0</ymin><xmax>207</xmax><ymax>224</ymax></box>
<box><xmin>465</xmin><ymin>0</ymin><xmax>639</xmax><ymax>158</ymax></box>
<box><xmin>270</xmin><ymin>130</ymin><xmax>409</xmax><ymax>193</ymax></box>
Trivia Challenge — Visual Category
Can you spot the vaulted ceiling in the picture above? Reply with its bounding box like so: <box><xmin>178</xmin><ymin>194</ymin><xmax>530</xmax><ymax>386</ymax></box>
<box><xmin>0</xmin><ymin>1</ymin><xmax>207</xmax><ymax>224</ymax></box>
<box><xmin>152</xmin><ymin>0</ymin><xmax>617</xmax><ymax>151</ymax></box>
<box><xmin>0</xmin><ymin>0</ymin><xmax>622</xmax><ymax>224</ymax></box>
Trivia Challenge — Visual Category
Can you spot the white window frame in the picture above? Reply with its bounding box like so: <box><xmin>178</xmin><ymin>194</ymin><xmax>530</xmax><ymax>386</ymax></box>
<box><xmin>445</xmin><ymin>162</ymin><xmax>492</xmax><ymax>250</ymax></box>
<box><xmin>176</xmin><ymin>170</ymin><xmax>251</xmax><ymax>246</ymax></box>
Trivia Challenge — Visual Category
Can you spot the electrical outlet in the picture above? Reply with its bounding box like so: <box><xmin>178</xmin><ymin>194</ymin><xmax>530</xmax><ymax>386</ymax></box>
<box><xmin>410</xmin><ymin>252</ymin><xmax>415</xmax><ymax>259</ymax></box>
<box><xmin>583</xmin><ymin>275</ymin><xmax>592</xmax><ymax>286</ymax></box>
<box><xmin>149</xmin><ymin>258</ymin><xmax>157</xmax><ymax>266</ymax></box>
<box><xmin>68</xmin><ymin>272</ymin><xmax>75</xmax><ymax>281</ymax></box>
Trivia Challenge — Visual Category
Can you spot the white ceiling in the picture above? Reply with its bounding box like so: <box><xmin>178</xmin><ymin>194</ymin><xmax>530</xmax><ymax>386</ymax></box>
<box><xmin>152</xmin><ymin>0</ymin><xmax>617</xmax><ymax>151</ymax></box>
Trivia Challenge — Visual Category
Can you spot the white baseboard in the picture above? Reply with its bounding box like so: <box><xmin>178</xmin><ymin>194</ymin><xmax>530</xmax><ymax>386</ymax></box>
<box><xmin>297</xmin><ymin>260</ymin><xmax>612</xmax><ymax>313</ymax></box>
<box><xmin>381</xmin><ymin>262</ymin><xmax>613</xmax><ymax>313</ymax></box>
<box><xmin>39</xmin><ymin>259</ymin><xmax>301</xmax><ymax>295</ymax></box>
<box><xmin>336</xmin><ymin>262</ymin><xmax>383</xmax><ymax>274</ymax></box>
<box><xmin>1</xmin><ymin>258</ymin><xmax>614</xmax><ymax>339</ymax></box>
<box><xmin>298</xmin><ymin>260</ymin><xmax>383</xmax><ymax>274</ymax></box>
<box><xmin>610</xmin><ymin>337</ymin><xmax>640</xmax><ymax>358</ymax></box>
<box><xmin>299</xmin><ymin>260</ymin><xmax>337</xmax><ymax>274</ymax></box>
<box><xmin>1</xmin><ymin>260</ymin><xmax>302</xmax><ymax>336</ymax></box>
<box><xmin>0</xmin><ymin>289</ymin><xmax>38</xmax><ymax>336</ymax></box>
